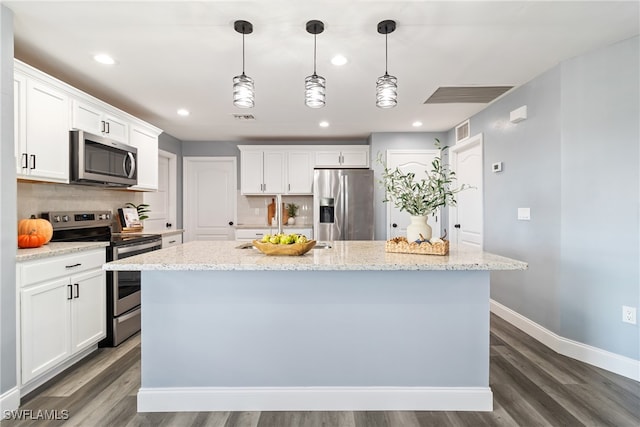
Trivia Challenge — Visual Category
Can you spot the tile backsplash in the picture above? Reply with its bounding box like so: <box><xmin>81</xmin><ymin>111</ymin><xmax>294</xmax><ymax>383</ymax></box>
<box><xmin>18</xmin><ymin>181</ymin><xmax>143</xmax><ymax>228</ymax></box>
<box><xmin>237</xmin><ymin>192</ymin><xmax>313</xmax><ymax>226</ymax></box>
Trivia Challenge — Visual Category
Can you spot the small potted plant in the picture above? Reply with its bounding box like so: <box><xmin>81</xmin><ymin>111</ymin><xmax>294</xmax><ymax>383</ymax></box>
<box><xmin>286</xmin><ymin>203</ymin><xmax>299</xmax><ymax>225</ymax></box>
<box><xmin>379</xmin><ymin>139</ymin><xmax>469</xmax><ymax>242</ymax></box>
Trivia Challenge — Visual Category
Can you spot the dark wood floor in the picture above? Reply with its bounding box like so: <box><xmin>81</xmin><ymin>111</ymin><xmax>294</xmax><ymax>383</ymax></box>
<box><xmin>4</xmin><ymin>314</ymin><xmax>639</xmax><ymax>427</ymax></box>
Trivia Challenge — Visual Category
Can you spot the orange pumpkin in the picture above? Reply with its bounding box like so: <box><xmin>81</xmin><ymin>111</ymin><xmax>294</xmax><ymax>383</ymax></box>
<box><xmin>18</xmin><ymin>215</ymin><xmax>53</xmax><ymax>244</ymax></box>
<box><xmin>18</xmin><ymin>232</ymin><xmax>47</xmax><ymax>249</ymax></box>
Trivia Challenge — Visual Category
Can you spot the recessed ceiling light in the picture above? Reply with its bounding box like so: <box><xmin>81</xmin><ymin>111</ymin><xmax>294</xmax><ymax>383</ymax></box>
<box><xmin>319</xmin><ymin>121</ymin><xmax>329</xmax><ymax>128</ymax></box>
<box><xmin>412</xmin><ymin>121</ymin><xmax>423</xmax><ymax>127</ymax></box>
<box><xmin>93</xmin><ymin>53</ymin><xmax>115</xmax><ymax>65</ymax></box>
<box><xmin>177</xmin><ymin>108</ymin><xmax>190</xmax><ymax>117</ymax></box>
<box><xmin>331</xmin><ymin>55</ymin><xmax>348</xmax><ymax>66</ymax></box>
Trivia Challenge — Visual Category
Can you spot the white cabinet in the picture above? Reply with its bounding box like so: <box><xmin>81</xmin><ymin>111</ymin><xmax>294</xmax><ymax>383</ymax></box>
<box><xmin>14</xmin><ymin>72</ymin><xmax>70</xmax><ymax>183</ymax></box>
<box><xmin>162</xmin><ymin>233</ymin><xmax>183</xmax><ymax>248</ymax></box>
<box><xmin>235</xmin><ymin>228</ymin><xmax>272</xmax><ymax>241</ymax></box>
<box><xmin>315</xmin><ymin>146</ymin><xmax>370</xmax><ymax>168</ymax></box>
<box><xmin>239</xmin><ymin>148</ymin><xmax>285</xmax><ymax>195</ymax></box>
<box><xmin>286</xmin><ymin>151</ymin><xmax>314</xmax><ymax>194</ymax></box>
<box><xmin>18</xmin><ymin>249</ymin><xmax>106</xmax><ymax>385</ymax></box>
<box><xmin>71</xmin><ymin>100</ymin><xmax>129</xmax><ymax>143</ymax></box>
<box><xmin>129</xmin><ymin>125</ymin><xmax>160</xmax><ymax>191</ymax></box>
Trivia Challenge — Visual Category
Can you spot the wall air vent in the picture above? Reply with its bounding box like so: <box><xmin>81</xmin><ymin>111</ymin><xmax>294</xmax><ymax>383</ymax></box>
<box><xmin>424</xmin><ymin>86</ymin><xmax>513</xmax><ymax>104</ymax></box>
<box><xmin>232</xmin><ymin>114</ymin><xmax>256</xmax><ymax>121</ymax></box>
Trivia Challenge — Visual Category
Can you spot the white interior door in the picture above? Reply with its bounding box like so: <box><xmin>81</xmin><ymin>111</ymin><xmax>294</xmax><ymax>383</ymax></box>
<box><xmin>183</xmin><ymin>157</ymin><xmax>237</xmax><ymax>242</ymax></box>
<box><xmin>143</xmin><ymin>150</ymin><xmax>177</xmax><ymax>232</ymax></box>
<box><xmin>449</xmin><ymin>134</ymin><xmax>483</xmax><ymax>249</ymax></box>
<box><xmin>386</xmin><ymin>149</ymin><xmax>440</xmax><ymax>239</ymax></box>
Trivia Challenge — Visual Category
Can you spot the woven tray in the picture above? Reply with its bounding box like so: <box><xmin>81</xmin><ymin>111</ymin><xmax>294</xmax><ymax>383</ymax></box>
<box><xmin>385</xmin><ymin>237</ymin><xmax>449</xmax><ymax>256</ymax></box>
<box><xmin>252</xmin><ymin>240</ymin><xmax>316</xmax><ymax>256</ymax></box>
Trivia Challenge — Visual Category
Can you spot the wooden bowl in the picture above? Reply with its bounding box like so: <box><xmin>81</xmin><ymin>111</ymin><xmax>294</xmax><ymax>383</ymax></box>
<box><xmin>252</xmin><ymin>240</ymin><xmax>317</xmax><ymax>256</ymax></box>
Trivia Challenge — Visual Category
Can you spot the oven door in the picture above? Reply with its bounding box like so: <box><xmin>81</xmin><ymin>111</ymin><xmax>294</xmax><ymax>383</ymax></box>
<box><xmin>112</xmin><ymin>239</ymin><xmax>161</xmax><ymax>316</ymax></box>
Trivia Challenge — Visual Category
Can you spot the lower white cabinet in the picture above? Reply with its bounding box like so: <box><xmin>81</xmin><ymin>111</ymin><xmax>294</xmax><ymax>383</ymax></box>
<box><xmin>18</xmin><ymin>249</ymin><xmax>106</xmax><ymax>386</ymax></box>
<box><xmin>162</xmin><ymin>233</ymin><xmax>183</xmax><ymax>248</ymax></box>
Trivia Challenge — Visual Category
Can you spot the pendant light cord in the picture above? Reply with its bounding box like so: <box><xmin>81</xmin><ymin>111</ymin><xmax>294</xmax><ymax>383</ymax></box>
<box><xmin>313</xmin><ymin>33</ymin><xmax>317</xmax><ymax>75</ymax></box>
<box><xmin>242</xmin><ymin>32</ymin><xmax>246</xmax><ymax>75</ymax></box>
<box><xmin>385</xmin><ymin>33</ymin><xmax>388</xmax><ymax>75</ymax></box>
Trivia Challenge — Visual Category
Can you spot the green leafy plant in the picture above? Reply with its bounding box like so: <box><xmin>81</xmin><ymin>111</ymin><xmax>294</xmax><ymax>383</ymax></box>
<box><xmin>378</xmin><ymin>139</ymin><xmax>470</xmax><ymax>216</ymax></box>
<box><xmin>125</xmin><ymin>203</ymin><xmax>150</xmax><ymax>221</ymax></box>
<box><xmin>286</xmin><ymin>203</ymin><xmax>299</xmax><ymax>218</ymax></box>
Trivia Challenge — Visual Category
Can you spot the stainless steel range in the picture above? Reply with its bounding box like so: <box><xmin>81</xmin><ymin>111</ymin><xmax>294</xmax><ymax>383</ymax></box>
<box><xmin>43</xmin><ymin>210</ymin><xmax>162</xmax><ymax>346</ymax></box>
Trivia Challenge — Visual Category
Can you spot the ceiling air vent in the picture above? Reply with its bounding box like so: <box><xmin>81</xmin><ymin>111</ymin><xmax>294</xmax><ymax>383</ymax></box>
<box><xmin>232</xmin><ymin>114</ymin><xmax>255</xmax><ymax>121</ymax></box>
<box><xmin>424</xmin><ymin>86</ymin><xmax>513</xmax><ymax>104</ymax></box>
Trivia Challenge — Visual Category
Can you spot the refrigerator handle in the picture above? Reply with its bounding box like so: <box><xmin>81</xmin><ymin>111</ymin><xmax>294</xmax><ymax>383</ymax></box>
<box><xmin>342</xmin><ymin>175</ymin><xmax>349</xmax><ymax>240</ymax></box>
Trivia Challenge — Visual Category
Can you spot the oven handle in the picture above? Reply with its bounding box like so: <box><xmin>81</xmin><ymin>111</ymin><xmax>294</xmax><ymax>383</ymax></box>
<box><xmin>114</xmin><ymin>240</ymin><xmax>161</xmax><ymax>257</ymax></box>
<box><xmin>117</xmin><ymin>307</ymin><xmax>141</xmax><ymax>323</ymax></box>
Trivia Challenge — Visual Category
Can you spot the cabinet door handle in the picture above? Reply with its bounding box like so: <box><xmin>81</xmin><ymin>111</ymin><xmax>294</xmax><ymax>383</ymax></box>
<box><xmin>106</xmin><ymin>121</ymin><xmax>110</xmax><ymax>134</ymax></box>
<box><xmin>67</xmin><ymin>284</ymin><xmax>73</xmax><ymax>300</ymax></box>
<box><xmin>288</xmin><ymin>183</ymin><xmax>291</xmax><ymax>192</ymax></box>
<box><xmin>168</xmin><ymin>240</ymin><xmax>176</xmax><ymax>244</ymax></box>
<box><xmin>65</xmin><ymin>263</ymin><xmax>82</xmax><ymax>269</ymax></box>
<box><xmin>101</xmin><ymin>120</ymin><xmax>106</xmax><ymax>133</ymax></box>
<box><xmin>21</xmin><ymin>153</ymin><xmax>28</xmax><ymax>168</ymax></box>
<box><xmin>228</xmin><ymin>221</ymin><xmax>234</xmax><ymax>226</ymax></box>
<box><xmin>74</xmin><ymin>283</ymin><xmax>79</xmax><ymax>299</ymax></box>
<box><xmin>392</xmin><ymin>223</ymin><xmax>398</xmax><ymax>228</ymax></box>
<box><xmin>29</xmin><ymin>154</ymin><xmax>36</xmax><ymax>169</ymax></box>
<box><xmin>454</xmin><ymin>224</ymin><xmax>461</xmax><ymax>229</ymax></box>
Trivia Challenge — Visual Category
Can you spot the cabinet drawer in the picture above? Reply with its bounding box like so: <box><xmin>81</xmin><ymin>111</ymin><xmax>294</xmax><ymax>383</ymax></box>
<box><xmin>235</xmin><ymin>228</ymin><xmax>272</xmax><ymax>241</ymax></box>
<box><xmin>162</xmin><ymin>234</ymin><xmax>183</xmax><ymax>248</ymax></box>
<box><xmin>19</xmin><ymin>249</ymin><xmax>105</xmax><ymax>287</ymax></box>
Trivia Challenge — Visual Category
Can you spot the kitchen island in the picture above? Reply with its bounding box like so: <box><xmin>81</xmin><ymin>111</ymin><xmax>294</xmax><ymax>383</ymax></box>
<box><xmin>104</xmin><ymin>240</ymin><xmax>526</xmax><ymax>412</ymax></box>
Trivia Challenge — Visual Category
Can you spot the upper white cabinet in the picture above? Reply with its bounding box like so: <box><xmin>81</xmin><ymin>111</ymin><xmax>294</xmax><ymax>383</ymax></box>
<box><xmin>129</xmin><ymin>124</ymin><xmax>160</xmax><ymax>191</ymax></box>
<box><xmin>239</xmin><ymin>147</ymin><xmax>285</xmax><ymax>195</ymax></box>
<box><xmin>71</xmin><ymin>100</ymin><xmax>129</xmax><ymax>143</ymax></box>
<box><xmin>14</xmin><ymin>59</ymin><xmax>162</xmax><ymax>187</ymax></box>
<box><xmin>315</xmin><ymin>146</ymin><xmax>370</xmax><ymax>168</ymax></box>
<box><xmin>14</xmin><ymin>71</ymin><xmax>70</xmax><ymax>183</ymax></box>
<box><xmin>286</xmin><ymin>151</ymin><xmax>314</xmax><ymax>194</ymax></box>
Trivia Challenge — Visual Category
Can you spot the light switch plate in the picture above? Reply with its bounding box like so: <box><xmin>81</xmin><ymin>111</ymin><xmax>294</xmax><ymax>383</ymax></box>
<box><xmin>492</xmin><ymin>162</ymin><xmax>503</xmax><ymax>173</ymax></box>
<box><xmin>517</xmin><ymin>208</ymin><xmax>530</xmax><ymax>220</ymax></box>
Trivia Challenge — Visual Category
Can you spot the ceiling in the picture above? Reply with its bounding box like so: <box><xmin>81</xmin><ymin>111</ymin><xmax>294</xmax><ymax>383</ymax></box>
<box><xmin>6</xmin><ymin>1</ymin><xmax>639</xmax><ymax>142</ymax></box>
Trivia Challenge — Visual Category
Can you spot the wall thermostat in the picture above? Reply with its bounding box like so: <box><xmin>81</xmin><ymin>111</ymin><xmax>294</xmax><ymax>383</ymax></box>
<box><xmin>492</xmin><ymin>162</ymin><xmax>503</xmax><ymax>173</ymax></box>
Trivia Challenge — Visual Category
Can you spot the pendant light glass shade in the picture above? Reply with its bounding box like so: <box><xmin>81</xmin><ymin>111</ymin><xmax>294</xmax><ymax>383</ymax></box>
<box><xmin>376</xmin><ymin>73</ymin><xmax>397</xmax><ymax>108</ymax></box>
<box><xmin>233</xmin><ymin>73</ymin><xmax>255</xmax><ymax>108</ymax></box>
<box><xmin>305</xmin><ymin>74</ymin><xmax>326</xmax><ymax>108</ymax></box>
<box><xmin>376</xmin><ymin>20</ymin><xmax>397</xmax><ymax>109</ymax></box>
<box><xmin>305</xmin><ymin>20</ymin><xmax>326</xmax><ymax>108</ymax></box>
<box><xmin>233</xmin><ymin>20</ymin><xmax>254</xmax><ymax>108</ymax></box>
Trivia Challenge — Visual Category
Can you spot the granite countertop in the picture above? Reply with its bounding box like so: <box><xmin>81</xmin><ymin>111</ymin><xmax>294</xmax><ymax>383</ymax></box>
<box><xmin>104</xmin><ymin>240</ymin><xmax>527</xmax><ymax>272</ymax></box>
<box><xmin>17</xmin><ymin>241</ymin><xmax>109</xmax><ymax>262</ymax></box>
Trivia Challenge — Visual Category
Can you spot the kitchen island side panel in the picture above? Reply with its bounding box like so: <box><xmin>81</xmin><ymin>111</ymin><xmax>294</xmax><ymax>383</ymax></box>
<box><xmin>141</xmin><ymin>270</ymin><xmax>490</xmax><ymax>389</ymax></box>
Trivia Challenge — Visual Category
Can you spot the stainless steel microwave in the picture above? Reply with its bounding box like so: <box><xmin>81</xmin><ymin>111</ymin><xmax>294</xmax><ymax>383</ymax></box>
<box><xmin>70</xmin><ymin>130</ymin><xmax>137</xmax><ymax>187</ymax></box>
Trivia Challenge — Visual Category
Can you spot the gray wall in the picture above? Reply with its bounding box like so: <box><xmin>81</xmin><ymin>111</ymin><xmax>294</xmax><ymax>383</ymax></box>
<box><xmin>369</xmin><ymin>132</ymin><xmax>448</xmax><ymax>240</ymax></box>
<box><xmin>466</xmin><ymin>36</ymin><xmax>639</xmax><ymax>360</ymax></box>
<box><xmin>182</xmin><ymin>139</ymin><xmax>368</xmax><ymax>191</ymax></box>
<box><xmin>0</xmin><ymin>5</ymin><xmax>17</xmax><ymax>395</ymax></box>
<box><xmin>159</xmin><ymin>132</ymin><xmax>184</xmax><ymax>229</ymax></box>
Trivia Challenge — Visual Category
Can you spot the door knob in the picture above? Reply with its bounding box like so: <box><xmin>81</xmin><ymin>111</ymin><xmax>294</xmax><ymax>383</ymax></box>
<box><xmin>166</xmin><ymin>222</ymin><xmax>172</xmax><ymax>228</ymax></box>
<box><xmin>228</xmin><ymin>221</ymin><xmax>234</xmax><ymax>226</ymax></box>
<box><xmin>392</xmin><ymin>223</ymin><xmax>398</xmax><ymax>228</ymax></box>
<box><xmin>454</xmin><ymin>224</ymin><xmax>461</xmax><ymax>228</ymax></box>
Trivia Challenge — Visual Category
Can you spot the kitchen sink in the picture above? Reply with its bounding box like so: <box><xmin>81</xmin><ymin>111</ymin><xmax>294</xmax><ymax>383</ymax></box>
<box><xmin>236</xmin><ymin>242</ymin><xmax>332</xmax><ymax>250</ymax></box>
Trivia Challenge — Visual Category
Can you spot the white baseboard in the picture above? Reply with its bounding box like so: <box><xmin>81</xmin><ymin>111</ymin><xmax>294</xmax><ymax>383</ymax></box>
<box><xmin>137</xmin><ymin>386</ymin><xmax>493</xmax><ymax>412</ymax></box>
<box><xmin>0</xmin><ymin>387</ymin><xmax>20</xmax><ymax>412</ymax></box>
<box><xmin>490</xmin><ymin>299</ymin><xmax>640</xmax><ymax>382</ymax></box>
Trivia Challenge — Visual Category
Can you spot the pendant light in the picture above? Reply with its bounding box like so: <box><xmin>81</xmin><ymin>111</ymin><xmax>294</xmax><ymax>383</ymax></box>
<box><xmin>376</xmin><ymin>20</ymin><xmax>397</xmax><ymax>108</ymax></box>
<box><xmin>233</xmin><ymin>20</ymin><xmax>254</xmax><ymax>108</ymax></box>
<box><xmin>305</xmin><ymin>20</ymin><xmax>326</xmax><ymax>108</ymax></box>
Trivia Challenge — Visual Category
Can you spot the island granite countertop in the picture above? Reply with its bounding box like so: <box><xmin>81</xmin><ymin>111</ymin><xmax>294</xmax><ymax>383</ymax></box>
<box><xmin>103</xmin><ymin>240</ymin><xmax>527</xmax><ymax>272</ymax></box>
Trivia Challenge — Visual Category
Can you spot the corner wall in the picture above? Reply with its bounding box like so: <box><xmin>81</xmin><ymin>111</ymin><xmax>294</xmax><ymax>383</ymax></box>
<box><xmin>466</xmin><ymin>36</ymin><xmax>639</xmax><ymax>362</ymax></box>
<box><xmin>0</xmin><ymin>4</ymin><xmax>17</xmax><ymax>401</ymax></box>
<box><xmin>159</xmin><ymin>132</ymin><xmax>184</xmax><ymax>228</ymax></box>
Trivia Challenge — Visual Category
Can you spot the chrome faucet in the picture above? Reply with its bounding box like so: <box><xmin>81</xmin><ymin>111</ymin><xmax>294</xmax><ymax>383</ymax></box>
<box><xmin>275</xmin><ymin>193</ymin><xmax>283</xmax><ymax>235</ymax></box>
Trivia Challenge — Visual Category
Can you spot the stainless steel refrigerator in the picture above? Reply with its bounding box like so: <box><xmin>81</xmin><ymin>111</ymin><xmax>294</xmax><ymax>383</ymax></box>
<box><xmin>313</xmin><ymin>169</ymin><xmax>374</xmax><ymax>240</ymax></box>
